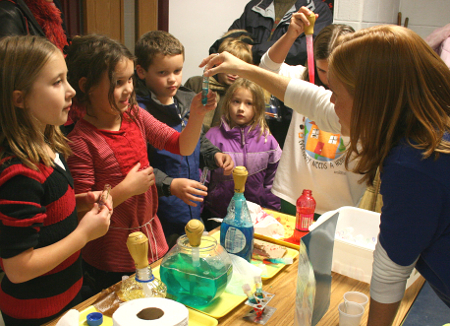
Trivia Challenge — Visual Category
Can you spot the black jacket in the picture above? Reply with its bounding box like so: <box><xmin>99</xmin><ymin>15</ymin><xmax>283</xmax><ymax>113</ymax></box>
<box><xmin>0</xmin><ymin>0</ymin><xmax>69</xmax><ymax>41</ymax></box>
<box><xmin>228</xmin><ymin>0</ymin><xmax>332</xmax><ymax>65</ymax></box>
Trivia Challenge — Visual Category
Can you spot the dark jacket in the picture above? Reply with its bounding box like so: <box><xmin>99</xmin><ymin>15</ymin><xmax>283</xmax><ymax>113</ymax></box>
<box><xmin>228</xmin><ymin>0</ymin><xmax>332</xmax><ymax>65</ymax></box>
<box><xmin>0</xmin><ymin>0</ymin><xmax>69</xmax><ymax>41</ymax></box>
<box><xmin>135</xmin><ymin>77</ymin><xmax>222</xmax><ymax>237</ymax></box>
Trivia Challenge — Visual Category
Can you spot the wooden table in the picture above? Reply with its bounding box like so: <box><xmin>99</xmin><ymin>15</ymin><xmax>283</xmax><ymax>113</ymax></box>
<box><xmin>44</xmin><ymin>254</ymin><xmax>425</xmax><ymax>326</ymax></box>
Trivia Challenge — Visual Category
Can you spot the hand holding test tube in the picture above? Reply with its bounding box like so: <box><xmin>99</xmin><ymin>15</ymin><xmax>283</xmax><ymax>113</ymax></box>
<box><xmin>98</xmin><ymin>184</ymin><xmax>112</xmax><ymax>211</ymax></box>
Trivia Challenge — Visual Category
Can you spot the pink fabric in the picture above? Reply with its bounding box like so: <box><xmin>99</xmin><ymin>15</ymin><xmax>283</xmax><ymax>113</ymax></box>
<box><xmin>425</xmin><ymin>23</ymin><xmax>450</xmax><ymax>68</ymax></box>
<box><xmin>67</xmin><ymin>107</ymin><xmax>179</xmax><ymax>272</ymax></box>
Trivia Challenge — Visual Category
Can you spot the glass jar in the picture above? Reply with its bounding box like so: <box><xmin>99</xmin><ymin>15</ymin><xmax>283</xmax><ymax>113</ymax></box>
<box><xmin>160</xmin><ymin>234</ymin><xmax>233</xmax><ymax>308</ymax></box>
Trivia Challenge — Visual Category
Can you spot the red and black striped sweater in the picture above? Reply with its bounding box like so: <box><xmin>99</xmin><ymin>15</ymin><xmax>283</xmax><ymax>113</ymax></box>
<box><xmin>0</xmin><ymin>156</ymin><xmax>82</xmax><ymax>325</ymax></box>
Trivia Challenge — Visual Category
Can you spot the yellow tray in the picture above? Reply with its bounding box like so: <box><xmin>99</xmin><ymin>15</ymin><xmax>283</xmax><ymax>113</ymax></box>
<box><xmin>153</xmin><ymin>266</ymin><xmax>247</xmax><ymax>319</ymax></box>
<box><xmin>79</xmin><ymin>305</ymin><xmax>218</xmax><ymax>326</ymax></box>
<box><xmin>254</xmin><ymin>209</ymin><xmax>305</xmax><ymax>250</ymax></box>
<box><xmin>210</xmin><ymin>231</ymin><xmax>298</xmax><ymax>280</ymax></box>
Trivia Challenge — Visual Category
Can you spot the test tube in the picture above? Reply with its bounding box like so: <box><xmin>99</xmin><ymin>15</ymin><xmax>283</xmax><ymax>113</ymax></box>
<box><xmin>242</xmin><ymin>283</ymin><xmax>259</xmax><ymax>304</ymax></box>
<box><xmin>201</xmin><ymin>69</ymin><xmax>209</xmax><ymax>105</ymax></box>
<box><xmin>98</xmin><ymin>184</ymin><xmax>111</xmax><ymax>209</ymax></box>
<box><xmin>254</xmin><ymin>275</ymin><xmax>264</xmax><ymax>299</ymax></box>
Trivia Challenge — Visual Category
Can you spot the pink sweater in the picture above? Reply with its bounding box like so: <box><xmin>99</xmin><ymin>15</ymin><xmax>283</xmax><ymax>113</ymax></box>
<box><xmin>68</xmin><ymin>107</ymin><xmax>179</xmax><ymax>272</ymax></box>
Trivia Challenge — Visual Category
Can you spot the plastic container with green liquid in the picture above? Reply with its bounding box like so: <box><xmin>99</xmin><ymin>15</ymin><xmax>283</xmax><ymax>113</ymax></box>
<box><xmin>160</xmin><ymin>220</ymin><xmax>233</xmax><ymax>308</ymax></box>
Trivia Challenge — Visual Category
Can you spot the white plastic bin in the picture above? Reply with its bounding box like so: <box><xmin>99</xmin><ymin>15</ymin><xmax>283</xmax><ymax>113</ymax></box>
<box><xmin>331</xmin><ymin>206</ymin><xmax>420</xmax><ymax>288</ymax></box>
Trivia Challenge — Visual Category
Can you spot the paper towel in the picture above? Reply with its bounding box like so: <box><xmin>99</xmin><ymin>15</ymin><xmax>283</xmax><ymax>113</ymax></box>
<box><xmin>113</xmin><ymin>298</ymin><xmax>188</xmax><ymax>326</ymax></box>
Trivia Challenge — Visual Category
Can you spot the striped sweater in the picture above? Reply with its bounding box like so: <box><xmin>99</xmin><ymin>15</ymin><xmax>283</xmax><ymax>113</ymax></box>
<box><xmin>0</xmin><ymin>155</ymin><xmax>82</xmax><ymax>326</ymax></box>
<box><xmin>67</xmin><ymin>107</ymin><xmax>179</xmax><ymax>273</ymax></box>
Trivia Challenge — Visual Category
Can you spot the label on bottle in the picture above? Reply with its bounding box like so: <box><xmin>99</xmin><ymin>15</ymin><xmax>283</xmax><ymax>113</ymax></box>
<box><xmin>224</xmin><ymin>226</ymin><xmax>246</xmax><ymax>253</ymax></box>
<box><xmin>299</xmin><ymin>213</ymin><xmax>314</xmax><ymax>231</ymax></box>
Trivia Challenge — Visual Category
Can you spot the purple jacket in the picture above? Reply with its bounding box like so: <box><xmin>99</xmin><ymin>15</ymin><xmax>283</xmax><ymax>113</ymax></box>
<box><xmin>204</xmin><ymin>118</ymin><xmax>282</xmax><ymax>218</ymax></box>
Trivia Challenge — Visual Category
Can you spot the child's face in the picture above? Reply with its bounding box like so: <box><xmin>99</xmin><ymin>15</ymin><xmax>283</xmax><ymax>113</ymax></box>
<box><xmin>88</xmin><ymin>57</ymin><xmax>134</xmax><ymax>115</ymax></box>
<box><xmin>217</xmin><ymin>72</ymin><xmax>239</xmax><ymax>87</ymax></box>
<box><xmin>25</xmin><ymin>51</ymin><xmax>75</xmax><ymax>131</ymax></box>
<box><xmin>138</xmin><ymin>53</ymin><xmax>183</xmax><ymax>105</ymax></box>
<box><xmin>316</xmin><ymin>59</ymin><xmax>329</xmax><ymax>87</ymax></box>
<box><xmin>229</xmin><ymin>87</ymin><xmax>255</xmax><ymax>128</ymax></box>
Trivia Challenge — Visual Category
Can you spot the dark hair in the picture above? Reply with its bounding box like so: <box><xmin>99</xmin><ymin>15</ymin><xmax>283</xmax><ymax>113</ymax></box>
<box><xmin>135</xmin><ymin>30</ymin><xmax>184</xmax><ymax>70</ymax></box>
<box><xmin>65</xmin><ymin>34</ymin><xmax>138</xmax><ymax>118</ymax></box>
<box><xmin>302</xmin><ymin>24</ymin><xmax>355</xmax><ymax>87</ymax></box>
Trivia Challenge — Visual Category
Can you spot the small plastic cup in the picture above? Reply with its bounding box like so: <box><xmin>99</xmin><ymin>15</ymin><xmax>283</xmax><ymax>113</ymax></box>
<box><xmin>344</xmin><ymin>291</ymin><xmax>369</xmax><ymax>308</ymax></box>
<box><xmin>86</xmin><ymin>312</ymin><xmax>103</xmax><ymax>326</ymax></box>
<box><xmin>338</xmin><ymin>301</ymin><xmax>364</xmax><ymax>326</ymax></box>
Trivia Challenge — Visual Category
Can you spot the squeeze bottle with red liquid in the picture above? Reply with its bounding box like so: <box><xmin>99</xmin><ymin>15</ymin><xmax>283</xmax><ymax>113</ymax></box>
<box><xmin>296</xmin><ymin>190</ymin><xmax>316</xmax><ymax>232</ymax></box>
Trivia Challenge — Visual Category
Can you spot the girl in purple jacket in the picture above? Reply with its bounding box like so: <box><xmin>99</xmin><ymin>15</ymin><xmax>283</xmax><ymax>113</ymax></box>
<box><xmin>203</xmin><ymin>78</ymin><xmax>282</xmax><ymax>224</ymax></box>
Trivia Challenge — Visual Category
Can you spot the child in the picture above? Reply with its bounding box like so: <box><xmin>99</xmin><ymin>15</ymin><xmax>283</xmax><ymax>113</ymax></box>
<box><xmin>185</xmin><ymin>35</ymin><xmax>254</xmax><ymax>132</ymax></box>
<box><xmin>203</xmin><ymin>78</ymin><xmax>282</xmax><ymax>222</ymax></box>
<box><xmin>260</xmin><ymin>8</ymin><xmax>366</xmax><ymax>216</ymax></box>
<box><xmin>134</xmin><ymin>30</ymin><xmax>233</xmax><ymax>244</ymax></box>
<box><xmin>0</xmin><ymin>36</ymin><xmax>111</xmax><ymax>326</ymax></box>
<box><xmin>201</xmin><ymin>24</ymin><xmax>450</xmax><ymax>326</ymax></box>
<box><xmin>65</xmin><ymin>34</ymin><xmax>215</xmax><ymax>293</ymax></box>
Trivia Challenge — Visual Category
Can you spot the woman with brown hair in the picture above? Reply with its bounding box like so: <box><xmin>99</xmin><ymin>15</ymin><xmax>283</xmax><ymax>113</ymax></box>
<box><xmin>201</xmin><ymin>24</ymin><xmax>450</xmax><ymax>325</ymax></box>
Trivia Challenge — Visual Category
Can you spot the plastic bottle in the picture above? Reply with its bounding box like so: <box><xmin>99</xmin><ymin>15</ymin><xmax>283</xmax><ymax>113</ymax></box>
<box><xmin>220</xmin><ymin>166</ymin><xmax>254</xmax><ymax>262</ymax></box>
<box><xmin>119</xmin><ymin>232</ymin><xmax>167</xmax><ymax>301</ymax></box>
<box><xmin>296</xmin><ymin>189</ymin><xmax>316</xmax><ymax>232</ymax></box>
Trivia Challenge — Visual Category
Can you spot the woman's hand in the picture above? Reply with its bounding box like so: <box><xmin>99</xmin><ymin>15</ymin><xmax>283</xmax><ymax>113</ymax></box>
<box><xmin>287</xmin><ymin>7</ymin><xmax>319</xmax><ymax>39</ymax></box>
<box><xmin>200</xmin><ymin>51</ymin><xmax>251</xmax><ymax>79</ymax></box>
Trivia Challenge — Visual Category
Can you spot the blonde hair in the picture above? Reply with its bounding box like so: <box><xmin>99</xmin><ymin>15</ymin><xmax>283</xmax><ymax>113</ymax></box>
<box><xmin>0</xmin><ymin>35</ymin><xmax>71</xmax><ymax>170</ymax></box>
<box><xmin>329</xmin><ymin>25</ymin><xmax>450</xmax><ymax>185</ymax></box>
<box><xmin>222</xmin><ymin>78</ymin><xmax>270</xmax><ymax>140</ymax></box>
<box><xmin>218</xmin><ymin>38</ymin><xmax>253</xmax><ymax>64</ymax></box>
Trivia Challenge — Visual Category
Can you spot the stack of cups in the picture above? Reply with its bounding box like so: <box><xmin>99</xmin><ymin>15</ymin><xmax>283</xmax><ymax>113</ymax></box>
<box><xmin>338</xmin><ymin>291</ymin><xmax>368</xmax><ymax>326</ymax></box>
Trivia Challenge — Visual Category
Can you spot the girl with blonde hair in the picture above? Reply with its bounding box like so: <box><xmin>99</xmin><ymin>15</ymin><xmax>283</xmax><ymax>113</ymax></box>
<box><xmin>203</xmin><ymin>78</ymin><xmax>282</xmax><ymax>223</ymax></box>
<box><xmin>0</xmin><ymin>35</ymin><xmax>111</xmax><ymax>326</ymax></box>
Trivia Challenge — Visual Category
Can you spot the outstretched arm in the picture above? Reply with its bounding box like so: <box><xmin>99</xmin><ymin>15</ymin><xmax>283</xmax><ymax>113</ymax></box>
<box><xmin>179</xmin><ymin>91</ymin><xmax>216</xmax><ymax>156</ymax></box>
<box><xmin>202</xmin><ymin>52</ymin><xmax>291</xmax><ymax>102</ymax></box>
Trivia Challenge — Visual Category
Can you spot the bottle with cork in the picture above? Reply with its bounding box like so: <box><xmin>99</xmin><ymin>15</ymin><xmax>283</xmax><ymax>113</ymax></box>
<box><xmin>119</xmin><ymin>231</ymin><xmax>167</xmax><ymax>301</ymax></box>
<box><xmin>220</xmin><ymin>166</ymin><xmax>254</xmax><ymax>262</ymax></box>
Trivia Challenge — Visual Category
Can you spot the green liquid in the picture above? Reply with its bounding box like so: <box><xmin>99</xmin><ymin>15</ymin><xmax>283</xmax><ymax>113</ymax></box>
<box><xmin>160</xmin><ymin>253</ymin><xmax>232</xmax><ymax>308</ymax></box>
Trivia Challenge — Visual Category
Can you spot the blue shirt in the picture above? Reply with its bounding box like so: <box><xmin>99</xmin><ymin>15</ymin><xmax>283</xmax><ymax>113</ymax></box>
<box><xmin>380</xmin><ymin>137</ymin><xmax>450</xmax><ymax>306</ymax></box>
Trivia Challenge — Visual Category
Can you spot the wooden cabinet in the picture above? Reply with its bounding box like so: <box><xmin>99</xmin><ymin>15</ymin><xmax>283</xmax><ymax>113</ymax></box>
<box><xmin>82</xmin><ymin>0</ymin><xmax>159</xmax><ymax>43</ymax></box>
<box><xmin>83</xmin><ymin>0</ymin><xmax>124</xmax><ymax>42</ymax></box>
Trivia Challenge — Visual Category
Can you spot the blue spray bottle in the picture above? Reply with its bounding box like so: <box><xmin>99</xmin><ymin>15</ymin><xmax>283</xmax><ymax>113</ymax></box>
<box><xmin>220</xmin><ymin>166</ymin><xmax>254</xmax><ymax>261</ymax></box>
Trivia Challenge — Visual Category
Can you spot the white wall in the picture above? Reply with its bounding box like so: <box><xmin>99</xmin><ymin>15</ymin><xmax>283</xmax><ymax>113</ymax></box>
<box><xmin>122</xmin><ymin>0</ymin><xmax>450</xmax><ymax>81</ymax></box>
<box><xmin>168</xmin><ymin>0</ymin><xmax>247</xmax><ymax>84</ymax></box>
<box><xmin>333</xmin><ymin>0</ymin><xmax>449</xmax><ymax>39</ymax></box>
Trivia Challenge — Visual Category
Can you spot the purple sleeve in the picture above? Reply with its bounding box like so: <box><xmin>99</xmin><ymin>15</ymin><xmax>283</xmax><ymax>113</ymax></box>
<box><xmin>263</xmin><ymin>138</ymin><xmax>282</xmax><ymax>210</ymax></box>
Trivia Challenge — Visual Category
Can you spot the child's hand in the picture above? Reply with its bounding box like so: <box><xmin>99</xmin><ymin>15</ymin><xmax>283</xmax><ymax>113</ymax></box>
<box><xmin>76</xmin><ymin>190</ymin><xmax>113</xmax><ymax>212</ymax></box>
<box><xmin>170</xmin><ymin>178</ymin><xmax>208</xmax><ymax>207</ymax></box>
<box><xmin>123</xmin><ymin>162</ymin><xmax>155</xmax><ymax>196</ymax></box>
<box><xmin>190</xmin><ymin>91</ymin><xmax>216</xmax><ymax>117</ymax></box>
<box><xmin>214</xmin><ymin>153</ymin><xmax>234</xmax><ymax>175</ymax></box>
<box><xmin>287</xmin><ymin>7</ymin><xmax>319</xmax><ymax>39</ymax></box>
<box><xmin>78</xmin><ymin>203</ymin><xmax>111</xmax><ymax>242</ymax></box>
